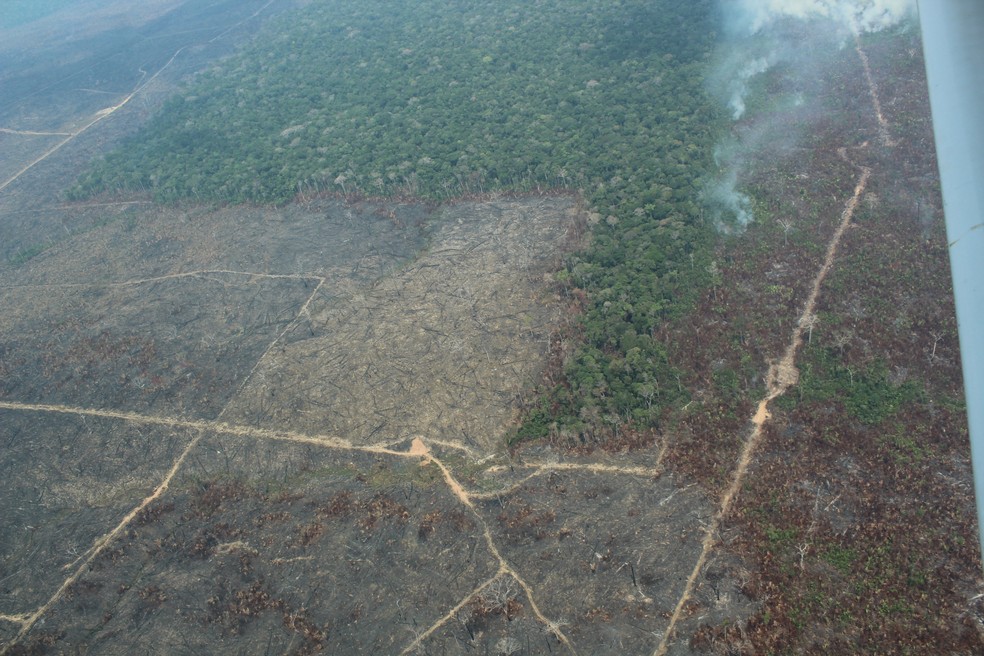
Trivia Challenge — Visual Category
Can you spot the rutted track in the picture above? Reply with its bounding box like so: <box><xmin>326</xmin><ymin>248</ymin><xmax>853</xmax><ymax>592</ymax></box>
<box><xmin>655</xmin><ymin>159</ymin><xmax>872</xmax><ymax>656</ymax></box>
<box><xmin>653</xmin><ymin>37</ymin><xmax>893</xmax><ymax>654</ymax></box>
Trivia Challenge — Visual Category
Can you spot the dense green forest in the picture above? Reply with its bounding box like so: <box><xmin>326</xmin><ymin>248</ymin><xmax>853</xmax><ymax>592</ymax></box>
<box><xmin>71</xmin><ymin>0</ymin><xmax>724</xmax><ymax>444</ymax></box>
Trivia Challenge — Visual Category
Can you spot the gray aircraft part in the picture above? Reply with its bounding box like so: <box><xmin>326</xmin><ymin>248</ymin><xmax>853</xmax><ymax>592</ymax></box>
<box><xmin>918</xmin><ymin>0</ymin><xmax>984</xmax><ymax>559</ymax></box>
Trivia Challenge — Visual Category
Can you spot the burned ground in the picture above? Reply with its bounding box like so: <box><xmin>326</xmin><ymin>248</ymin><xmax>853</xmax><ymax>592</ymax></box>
<box><xmin>1</xmin><ymin>191</ymin><xmax>741</xmax><ymax>655</ymax></box>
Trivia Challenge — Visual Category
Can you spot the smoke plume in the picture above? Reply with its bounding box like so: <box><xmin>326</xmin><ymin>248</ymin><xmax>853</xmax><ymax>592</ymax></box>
<box><xmin>702</xmin><ymin>145</ymin><xmax>753</xmax><ymax>231</ymax></box>
<box><xmin>728</xmin><ymin>56</ymin><xmax>773</xmax><ymax>120</ymax></box>
<box><xmin>702</xmin><ymin>0</ymin><xmax>916</xmax><ymax>230</ymax></box>
<box><xmin>727</xmin><ymin>0</ymin><xmax>916</xmax><ymax>37</ymax></box>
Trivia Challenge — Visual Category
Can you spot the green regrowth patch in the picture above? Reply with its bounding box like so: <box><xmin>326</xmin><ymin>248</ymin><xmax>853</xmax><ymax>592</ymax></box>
<box><xmin>784</xmin><ymin>346</ymin><xmax>922</xmax><ymax>425</ymax></box>
<box><xmin>822</xmin><ymin>545</ymin><xmax>857</xmax><ymax>575</ymax></box>
<box><xmin>7</xmin><ymin>242</ymin><xmax>51</xmax><ymax>266</ymax></box>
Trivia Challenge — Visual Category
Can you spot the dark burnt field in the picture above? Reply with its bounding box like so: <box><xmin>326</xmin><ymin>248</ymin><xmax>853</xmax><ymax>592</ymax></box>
<box><xmin>0</xmin><ymin>189</ymin><xmax>745</xmax><ymax>654</ymax></box>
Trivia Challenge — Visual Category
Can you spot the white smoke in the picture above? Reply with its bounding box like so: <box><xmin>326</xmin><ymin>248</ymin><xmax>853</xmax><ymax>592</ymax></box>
<box><xmin>728</xmin><ymin>55</ymin><xmax>773</xmax><ymax>119</ymax></box>
<box><xmin>702</xmin><ymin>142</ymin><xmax>754</xmax><ymax>231</ymax></box>
<box><xmin>702</xmin><ymin>0</ymin><xmax>916</xmax><ymax>230</ymax></box>
<box><xmin>703</xmin><ymin>169</ymin><xmax>753</xmax><ymax>231</ymax></box>
<box><xmin>721</xmin><ymin>0</ymin><xmax>916</xmax><ymax>120</ymax></box>
<box><xmin>730</xmin><ymin>0</ymin><xmax>916</xmax><ymax>36</ymax></box>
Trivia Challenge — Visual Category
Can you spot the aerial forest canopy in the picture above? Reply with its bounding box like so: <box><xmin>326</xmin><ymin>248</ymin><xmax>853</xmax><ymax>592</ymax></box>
<box><xmin>71</xmin><ymin>0</ymin><xmax>724</xmax><ymax>444</ymax></box>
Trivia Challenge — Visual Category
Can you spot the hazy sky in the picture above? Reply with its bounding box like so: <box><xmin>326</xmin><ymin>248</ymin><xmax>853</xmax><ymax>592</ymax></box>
<box><xmin>727</xmin><ymin>0</ymin><xmax>916</xmax><ymax>35</ymax></box>
<box><xmin>0</xmin><ymin>0</ymin><xmax>185</xmax><ymax>48</ymax></box>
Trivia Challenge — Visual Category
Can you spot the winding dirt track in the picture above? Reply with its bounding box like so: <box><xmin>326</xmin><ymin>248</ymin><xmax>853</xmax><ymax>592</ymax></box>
<box><xmin>856</xmin><ymin>36</ymin><xmax>896</xmax><ymax>147</ymax></box>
